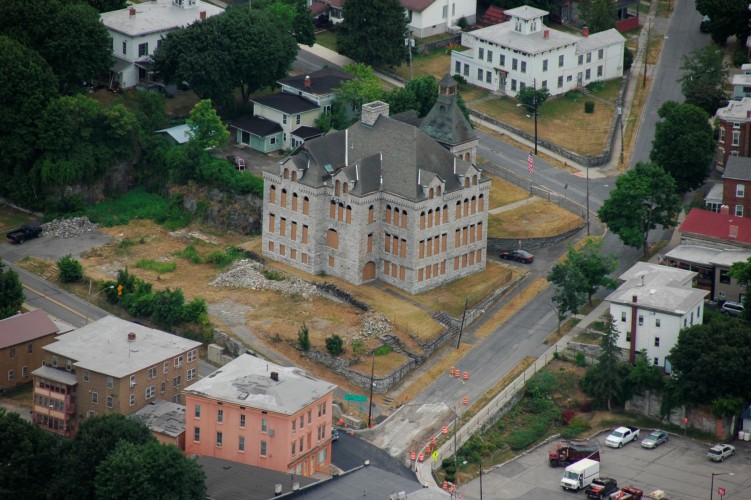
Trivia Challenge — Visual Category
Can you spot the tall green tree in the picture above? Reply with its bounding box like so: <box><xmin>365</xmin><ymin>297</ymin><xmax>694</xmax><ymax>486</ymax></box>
<box><xmin>679</xmin><ymin>44</ymin><xmax>729</xmax><ymax>116</ymax></box>
<box><xmin>650</xmin><ymin>101</ymin><xmax>715</xmax><ymax>193</ymax></box>
<box><xmin>696</xmin><ymin>0</ymin><xmax>751</xmax><ymax>46</ymax></box>
<box><xmin>0</xmin><ymin>0</ymin><xmax>112</xmax><ymax>94</ymax></box>
<box><xmin>0</xmin><ymin>258</ymin><xmax>24</xmax><ymax>320</ymax></box>
<box><xmin>548</xmin><ymin>259</ymin><xmax>588</xmax><ymax>333</ymax></box>
<box><xmin>580</xmin><ymin>314</ymin><xmax>624</xmax><ymax>410</ymax></box>
<box><xmin>80</xmin><ymin>0</ymin><xmax>127</xmax><ymax>13</ymax></box>
<box><xmin>155</xmin><ymin>7</ymin><xmax>298</xmax><ymax>108</ymax></box>
<box><xmin>253</xmin><ymin>0</ymin><xmax>315</xmax><ymax>46</ymax></box>
<box><xmin>566</xmin><ymin>239</ymin><xmax>618</xmax><ymax>305</ymax></box>
<box><xmin>729</xmin><ymin>257</ymin><xmax>751</xmax><ymax>320</ymax></box>
<box><xmin>578</xmin><ymin>0</ymin><xmax>617</xmax><ymax>33</ymax></box>
<box><xmin>337</xmin><ymin>0</ymin><xmax>408</xmax><ymax>67</ymax></box>
<box><xmin>385</xmin><ymin>75</ymin><xmax>439</xmax><ymax>117</ymax></box>
<box><xmin>597</xmin><ymin>162</ymin><xmax>681</xmax><ymax>258</ymax></box>
<box><xmin>187</xmin><ymin>99</ymin><xmax>229</xmax><ymax>150</ymax></box>
<box><xmin>323</xmin><ymin>64</ymin><xmax>385</xmax><ymax>129</ymax></box>
<box><xmin>516</xmin><ymin>85</ymin><xmax>550</xmax><ymax>111</ymax></box>
<box><xmin>95</xmin><ymin>441</ymin><xmax>206</xmax><ymax>499</ymax></box>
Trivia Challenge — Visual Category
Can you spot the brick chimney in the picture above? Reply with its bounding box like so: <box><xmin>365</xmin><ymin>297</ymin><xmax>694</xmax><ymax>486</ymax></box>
<box><xmin>270</xmin><ymin>371</ymin><xmax>279</xmax><ymax>381</ymax></box>
<box><xmin>199</xmin><ymin>10</ymin><xmax>206</xmax><ymax>20</ymax></box>
<box><xmin>544</xmin><ymin>29</ymin><xmax>549</xmax><ymax>39</ymax></box>
<box><xmin>361</xmin><ymin>101</ymin><xmax>390</xmax><ymax>126</ymax></box>
<box><xmin>720</xmin><ymin>204</ymin><xmax>730</xmax><ymax>215</ymax></box>
<box><xmin>304</xmin><ymin>75</ymin><xmax>311</xmax><ymax>89</ymax></box>
<box><xmin>129</xmin><ymin>7</ymin><xmax>136</xmax><ymax>16</ymax></box>
<box><xmin>582</xmin><ymin>26</ymin><xmax>589</xmax><ymax>37</ymax></box>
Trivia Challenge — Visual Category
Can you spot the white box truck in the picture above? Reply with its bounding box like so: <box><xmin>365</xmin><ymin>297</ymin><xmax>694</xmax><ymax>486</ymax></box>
<box><xmin>561</xmin><ymin>458</ymin><xmax>600</xmax><ymax>491</ymax></box>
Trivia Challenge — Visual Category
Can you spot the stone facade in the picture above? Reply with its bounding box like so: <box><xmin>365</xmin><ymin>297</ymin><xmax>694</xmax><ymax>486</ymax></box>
<box><xmin>262</xmin><ymin>90</ymin><xmax>488</xmax><ymax>294</ymax></box>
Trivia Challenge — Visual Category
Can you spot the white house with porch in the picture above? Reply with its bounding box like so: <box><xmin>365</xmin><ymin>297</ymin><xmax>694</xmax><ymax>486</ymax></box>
<box><xmin>402</xmin><ymin>0</ymin><xmax>478</xmax><ymax>38</ymax></box>
<box><xmin>100</xmin><ymin>0</ymin><xmax>222</xmax><ymax>89</ymax></box>
<box><xmin>605</xmin><ymin>262</ymin><xmax>708</xmax><ymax>374</ymax></box>
<box><xmin>451</xmin><ymin>5</ymin><xmax>624</xmax><ymax>97</ymax></box>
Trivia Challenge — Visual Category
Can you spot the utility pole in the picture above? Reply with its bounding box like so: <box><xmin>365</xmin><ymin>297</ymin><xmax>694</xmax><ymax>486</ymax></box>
<box><xmin>367</xmin><ymin>354</ymin><xmax>375</xmax><ymax>428</ymax></box>
<box><xmin>533</xmin><ymin>79</ymin><xmax>538</xmax><ymax>155</ymax></box>
<box><xmin>456</xmin><ymin>298</ymin><xmax>468</xmax><ymax>348</ymax></box>
<box><xmin>586</xmin><ymin>163</ymin><xmax>590</xmax><ymax>236</ymax></box>
<box><xmin>617</xmin><ymin>100</ymin><xmax>624</xmax><ymax>165</ymax></box>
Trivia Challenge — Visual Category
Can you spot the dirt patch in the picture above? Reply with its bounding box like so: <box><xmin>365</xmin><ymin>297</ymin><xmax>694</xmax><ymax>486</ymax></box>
<box><xmin>488</xmin><ymin>200</ymin><xmax>584</xmax><ymax>238</ymax></box>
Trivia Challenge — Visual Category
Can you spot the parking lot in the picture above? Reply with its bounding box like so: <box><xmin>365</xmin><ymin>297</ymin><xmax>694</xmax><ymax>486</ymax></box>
<box><xmin>457</xmin><ymin>431</ymin><xmax>751</xmax><ymax>499</ymax></box>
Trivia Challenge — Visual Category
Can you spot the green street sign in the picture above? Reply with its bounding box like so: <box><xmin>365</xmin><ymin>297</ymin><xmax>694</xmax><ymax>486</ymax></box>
<box><xmin>345</xmin><ymin>394</ymin><xmax>367</xmax><ymax>402</ymax></box>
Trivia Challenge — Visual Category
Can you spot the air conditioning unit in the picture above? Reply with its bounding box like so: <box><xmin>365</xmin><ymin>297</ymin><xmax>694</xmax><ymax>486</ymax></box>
<box><xmin>268</xmin><ymin>429</ymin><xmax>275</xmax><ymax>437</ymax></box>
<box><xmin>130</xmin><ymin>381</ymin><xmax>136</xmax><ymax>387</ymax></box>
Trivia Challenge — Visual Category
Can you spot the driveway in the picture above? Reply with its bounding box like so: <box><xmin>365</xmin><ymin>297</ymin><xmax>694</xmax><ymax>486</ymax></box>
<box><xmin>458</xmin><ymin>431</ymin><xmax>751</xmax><ymax>499</ymax></box>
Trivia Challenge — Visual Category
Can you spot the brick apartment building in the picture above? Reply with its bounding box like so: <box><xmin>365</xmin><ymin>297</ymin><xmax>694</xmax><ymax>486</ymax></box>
<box><xmin>722</xmin><ymin>156</ymin><xmax>751</xmax><ymax>217</ymax></box>
<box><xmin>262</xmin><ymin>86</ymin><xmax>489</xmax><ymax>294</ymax></box>
<box><xmin>184</xmin><ymin>354</ymin><xmax>336</xmax><ymax>477</ymax></box>
<box><xmin>715</xmin><ymin>97</ymin><xmax>751</xmax><ymax>171</ymax></box>
<box><xmin>32</xmin><ymin>316</ymin><xmax>200</xmax><ymax>437</ymax></box>
<box><xmin>0</xmin><ymin>310</ymin><xmax>59</xmax><ymax>392</ymax></box>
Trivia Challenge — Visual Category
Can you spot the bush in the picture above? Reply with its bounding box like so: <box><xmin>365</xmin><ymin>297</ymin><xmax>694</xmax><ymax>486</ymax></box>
<box><xmin>57</xmin><ymin>255</ymin><xmax>83</xmax><ymax>283</ymax></box>
<box><xmin>373</xmin><ymin>344</ymin><xmax>392</xmax><ymax>356</ymax></box>
<box><xmin>566</xmin><ymin>90</ymin><xmax>583</xmax><ymax>99</ymax></box>
<box><xmin>452</xmin><ymin>74</ymin><xmax>467</xmax><ymax>85</ymax></box>
<box><xmin>623</xmin><ymin>46</ymin><xmax>634</xmax><ymax>71</ymax></box>
<box><xmin>135</xmin><ymin>259</ymin><xmax>176</xmax><ymax>273</ymax></box>
<box><xmin>586</xmin><ymin>81</ymin><xmax>605</xmax><ymax>93</ymax></box>
<box><xmin>261</xmin><ymin>269</ymin><xmax>286</xmax><ymax>281</ymax></box>
<box><xmin>559</xmin><ymin>417</ymin><xmax>591</xmax><ymax>439</ymax></box>
<box><xmin>574</xmin><ymin>352</ymin><xmax>587</xmax><ymax>367</ymax></box>
<box><xmin>351</xmin><ymin>339</ymin><xmax>365</xmax><ymax>354</ymax></box>
<box><xmin>562</xmin><ymin>409</ymin><xmax>576</xmax><ymax>425</ymax></box>
<box><xmin>297</xmin><ymin>323</ymin><xmax>310</xmax><ymax>351</ymax></box>
<box><xmin>205</xmin><ymin>247</ymin><xmax>245</xmax><ymax>268</ymax></box>
<box><xmin>457</xmin><ymin>16</ymin><xmax>468</xmax><ymax>29</ymax></box>
<box><xmin>584</xmin><ymin>101</ymin><xmax>595</xmax><ymax>113</ymax></box>
<box><xmin>325</xmin><ymin>335</ymin><xmax>344</xmax><ymax>355</ymax></box>
<box><xmin>734</xmin><ymin>50</ymin><xmax>749</xmax><ymax>67</ymax></box>
<box><xmin>175</xmin><ymin>245</ymin><xmax>201</xmax><ymax>264</ymax></box>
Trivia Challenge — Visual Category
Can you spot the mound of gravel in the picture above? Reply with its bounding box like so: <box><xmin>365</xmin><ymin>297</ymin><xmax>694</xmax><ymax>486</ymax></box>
<box><xmin>210</xmin><ymin>259</ymin><xmax>318</xmax><ymax>300</ymax></box>
<box><xmin>360</xmin><ymin>312</ymin><xmax>392</xmax><ymax>337</ymax></box>
<box><xmin>42</xmin><ymin>217</ymin><xmax>98</xmax><ymax>239</ymax></box>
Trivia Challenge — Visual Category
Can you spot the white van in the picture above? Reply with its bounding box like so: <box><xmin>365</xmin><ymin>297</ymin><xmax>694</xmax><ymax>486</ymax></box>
<box><xmin>561</xmin><ymin>458</ymin><xmax>600</xmax><ymax>491</ymax></box>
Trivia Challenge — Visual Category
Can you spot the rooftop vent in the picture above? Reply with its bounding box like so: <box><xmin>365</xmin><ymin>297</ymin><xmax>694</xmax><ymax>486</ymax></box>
<box><xmin>199</xmin><ymin>10</ymin><xmax>206</xmax><ymax>20</ymax></box>
<box><xmin>304</xmin><ymin>75</ymin><xmax>311</xmax><ymax>88</ymax></box>
<box><xmin>270</xmin><ymin>371</ymin><xmax>279</xmax><ymax>381</ymax></box>
<box><xmin>129</xmin><ymin>7</ymin><xmax>136</xmax><ymax>16</ymax></box>
<box><xmin>127</xmin><ymin>332</ymin><xmax>136</xmax><ymax>342</ymax></box>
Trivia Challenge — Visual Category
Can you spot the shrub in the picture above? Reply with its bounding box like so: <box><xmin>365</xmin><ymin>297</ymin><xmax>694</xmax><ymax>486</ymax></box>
<box><xmin>584</xmin><ymin>101</ymin><xmax>595</xmax><ymax>113</ymax></box>
<box><xmin>261</xmin><ymin>269</ymin><xmax>286</xmax><ymax>281</ymax></box>
<box><xmin>623</xmin><ymin>46</ymin><xmax>634</xmax><ymax>71</ymax></box>
<box><xmin>559</xmin><ymin>417</ymin><xmax>591</xmax><ymax>439</ymax></box>
<box><xmin>57</xmin><ymin>255</ymin><xmax>83</xmax><ymax>283</ymax></box>
<box><xmin>562</xmin><ymin>409</ymin><xmax>576</xmax><ymax>425</ymax></box>
<box><xmin>297</xmin><ymin>323</ymin><xmax>310</xmax><ymax>351</ymax></box>
<box><xmin>205</xmin><ymin>247</ymin><xmax>245</xmax><ymax>267</ymax></box>
<box><xmin>135</xmin><ymin>259</ymin><xmax>176</xmax><ymax>273</ymax></box>
<box><xmin>452</xmin><ymin>74</ymin><xmax>467</xmax><ymax>85</ymax></box>
<box><xmin>325</xmin><ymin>335</ymin><xmax>344</xmax><ymax>355</ymax></box>
<box><xmin>585</xmin><ymin>81</ymin><xmax>604</xmax><ymax>92</ymax></box>
<box><xmin>351</xmin><ymin>338</ymin><xmax>365</xmax><ymax>354</ymax></box>
<box><xmin>566</xmin><ymin>90</ymin><xmax>583</xmax><ymax>99</ymax></box>
<box><xmin>457</xmin><ymin>16</ymin><xmax>468</xmax><ymax>29</ymax></box>
<box><xmin>574</xmin><ymin>352</ymin><xmax>587</xmax><ymax>367</ymax></box>
<box><xmin>175</xmin><ymin>245</ymin><xmax>201</xmax><ymax>264</ymax></box>
<box><xmin>734</xmin><ymin>50</ymin><xmax>749</xmax><ymax>67</ymax></box>
<box><xmin>373</xmin><ymin>344</ymin><xmax>392</xmax><ymax>356</ymax></box>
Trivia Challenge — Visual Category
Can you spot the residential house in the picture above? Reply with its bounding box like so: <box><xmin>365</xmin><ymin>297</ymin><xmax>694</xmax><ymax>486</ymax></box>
<box><xmin>722</xmin><ymin>156</ymin><xmax>751</xmax><ymax>217</ymax></box>
<box><xmin>451</xmin><ymin>5</ymin><xmax>625</xmax><ymax>97</ymax></box>
<box><xmin>0</xmin><ymin>310</ymin><xmax>59</xmax><ymax>392</ymax></box>
<box><xmin>227</xmin><ymin>116</ymin><xmax>284</xmax><ymax>153</ymax></box>
<box><xmin>132</xmin><ymin>399</ymin><xmax>187</xmax><ymax>449</ymax></box>
<box><xmin>606</xmin><ymin>262</ymin><xmax>708</xmax><ymax>373</ymax></box>
<box><xmin>664</xmin><ymin>207</ymin><xmax>751</xmax><ymax>302</ymax></box>
<box><xmin>715</xmin><ymin>97</ymin><xmax>751</xmax><ymax>171</ymax></box>
<box><xmin>551</xmin><ymin>0</ymin><xmax>640</xmax><ymax>32</ymax></box>
<box><xmin>261</xmin><ymin>93</ymin><xmax>488</xmax><ymax>294</ymax></box>
<box><xmin>100</xmin><ymin>0</ymin><xmax>223</xmax><ymax>89</ymax></box>
<box><xmin>732</xmin><ymin>64</ymin><xmax>751</xmax><ymax>100</ymax></box>
<box><xmin>308</xmin><ymin>0</ymin><xmax>344</xmax><ymax>25</ymax></box>
<box><xmin>402</xmin><ymin>0</ymin><xmax>478</xmax><ymax>39</ymax></box>
<box><xmin>184</xmin><ymin>354</ymin><xmax>337</xmax><ymax>476</ymax></box>
<box><xmin>31</xmin><ymin>316</ymin><xmax>201</xmax><ymax>437</ymax></box>
<box><xmin>156</xmin><ymin>124</ymin><xmax>191</xmax><ymax>146</ymax></box>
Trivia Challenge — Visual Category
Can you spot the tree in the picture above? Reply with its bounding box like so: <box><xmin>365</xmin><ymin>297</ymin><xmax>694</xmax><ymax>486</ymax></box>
<box><xmin>253</xmin><ymin>0</ymin><xmax>315</xmax><ymax>46</ymax></box>
<box><xmin>155</xmin><ymin>7</ymin><xmax>298</xmax><ymax>108</ymax></box>
<box><xmin>566</xmin><ymin>239</ymin><xmax>617</xmax><ymax>305</ymax></box>
<box><xmin>337</xmin><ymin>0</ymin><xmax>408</xmax><ymax>67</ymax></box>
<box><xmin>63</xmin><ymin>414</ymin><xmax>155</xmax><ymax>500</ymax></box>
<box><xmin>325</xmin><ymin>334</ymin><xmax>344</xmax><ymax>355</ymax></box>
<box><xmin>0</xmin><ymin>409</ymin><xmax>64</xmax><ymax>498</ymax></box>
<box><xmin>578</xmin><ymin>0</ymin><xmax>617</xmax><ymax>34</ymax></box>
<box><xmin>0</xmin><ymin>36</ymin><xmax>58</xmax><ymax>184</ymax></box>
<box><xmin>729</xmin><ymin>257</ymin><xmax>751</xmax><ymax>320</ymax></box>
<box><xmin>151</xmin><ymin>288</ymin><xmax>187</xmax><ymax>330</ymax></box>
<box><xmin>95</xmin><ymin>441</ymin><xmax>206</xmax><ymax>499</ymax></box>
<box><xmin>297</xmin><ymin>322</ymin><xmax>311</xmax><ymax>351</ymax></box>
<box><xmin>57</xmin><ymin>255</ymin><xmax>84</xmax><ymax>283</ymax></box>
<box><xmin>516</xmin><ymin>85</ymin><xmax>550</xmax><ymax>111</ymax></box>
<box><xmin>0</xmin><ymin>258</ymin><xmax>24</xmax><ymax>320</ymax></box>
<box><xmin>81</xmin><ymin>0</ymin><xmax>128</xmax><ymax>13</ymax></box>
<box><xmin>580</xmin><ymin>314</ymin><xmax>624</xmax><ymax>410</ymax></box>
<box><xmin>0</xmin><ymin>0</ymin><xmax>112</xmax><ymax>94</ymax></box>
<box><xmin>327</xmin><ymin>64</ymin><xmax>385</xmax><ymax>128</ymax></box>
<box><xmin>384</xmin><ymin>75</ymin><xmax>439</xmax><ymax>117</ymax></box>
<box><xmin>696</xmin><ymin>0</ymin><xmax>751</xmax><ymax>46</ymax></box>
<box><xmin>187</xmin><ymin>99</ymin><xmax>229</xmax><ymax>149</ymax></box>
<box><xmin>679</xmin><ymin>44</ymin><xmax>729</xmax><ymax>116</ymax></box>
<box><xmin>548</xmin><ymin>260</ymin><xmax>587</xmax><ymax>333</ymax></box>
<box><xmin>667</xmin><ymin>315</ymin><xmax>751</xmax><ymax>406</ymax></box>
<box><xmin>650</xmin><ymin>101</ymin><xmax>715</xmax><ymax>193</ymax></box>
<box><xmin>597</xmin><ymin>162</ymin><xmax>681</xmax><ymax>258</ymax></box>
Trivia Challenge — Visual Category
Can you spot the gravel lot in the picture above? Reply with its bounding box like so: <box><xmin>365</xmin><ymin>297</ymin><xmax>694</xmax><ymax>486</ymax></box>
<box><xmin>1</xmin><ymin>217</ymin><xmax>113</xmax><ymax>263</ymax></box>
<box><xmin>457</xmin><ymin>431</ymin><xmax>751</xmax><ymax>500</ymax></box>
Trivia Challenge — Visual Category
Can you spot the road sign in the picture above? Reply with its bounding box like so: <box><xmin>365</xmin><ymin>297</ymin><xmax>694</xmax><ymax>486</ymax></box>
<box><xmin>345</xmin><ymin>394</ymin><xmax>367</xmax><ymax>402</ymax></box>
<box><xmin>718</xmin><ymin>487</ymin><xmax>726</xmax><ymax>497</ymax></box>
<box><xmin>432</xmin><ymin>451</ymin><xmax>439</xmax><ymax>462</ymax></box>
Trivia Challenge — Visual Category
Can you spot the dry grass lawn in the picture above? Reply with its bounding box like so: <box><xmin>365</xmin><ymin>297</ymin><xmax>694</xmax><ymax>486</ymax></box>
<box><xmin>393</xmin><ymin>50</ymin><xmax>453</xmax><ymax>81</ymax></box>
<box><xmin>486</xmin><ymin>173</ymin><xmax>530</xmax><ymax>208</ymax></box>
<box><xmin>488</xmin><ymin>199</ymin><xmax>584</xmax><ymax>238</ymax></box>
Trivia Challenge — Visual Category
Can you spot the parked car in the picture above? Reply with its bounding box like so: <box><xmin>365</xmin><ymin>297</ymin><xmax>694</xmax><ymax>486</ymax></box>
<box><xmin>226</xmin><ymin>154</ymin><xmax>246</xmax><ymax>171</ymax></box>
<box><xmin>720</xmin><ymin>301</ymin><xmax>744</xmax><ymax>317</ymax></box>
<box><xmin>6</xmin><ymin>221</ymin><xmax>42</xmax><ymax>244</ymax></box>
<box><xmin>641</xmin><ymin>430</ymin><xmax>668</xmax><ymax>449</ymax></box>
<box><xmin>610</xmin><ymin>486</ymin><xmax>644</xmax><ymax>499</ymax></box>
<box><xmin>499</xmin><ymin>249</ymin><xmax>534</xmax><ymax>263</ymax></box>
<box><xmin>707</xmin><ymin>443</ymin><xmax>735</xmax><ymax>462</ymax></box>
<box><xmin>585</xmin><ymin>477</ymin><xmax>618</xmax><ymax>499</ymax></box>
<box><xmin>605</xmin><ymin>426</ymin><xmax>640</xmax><ymax>448</ymax></box>
<box><xmin>700</xmin><ymin>15</ymin><xmax>710</xmax><ymax>33</ymax></box>
<box><xmin>331</xmin><ymin>427</ymin><xmax>339</xmax><ymax>441</ymax></box>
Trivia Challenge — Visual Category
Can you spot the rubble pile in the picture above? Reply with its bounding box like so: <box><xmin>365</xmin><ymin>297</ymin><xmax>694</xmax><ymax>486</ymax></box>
<box><xmin>42</xmin><ymin>217</ymin><xmax>98</xmax><ymax>238</ymax></box>
<box><xmin>360</xmin><ymin>312</ymin><xmax>392</xmax><ymax>337</ymax></box>
<box><xmin>210</xmin><ymin>259</ymin><xmax>318</xmax><ymax>299</ymax></box>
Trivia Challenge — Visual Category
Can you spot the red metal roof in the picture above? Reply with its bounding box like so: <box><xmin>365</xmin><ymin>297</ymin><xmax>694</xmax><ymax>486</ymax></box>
<box><xmin>0</xmin><ymin>309</ymin><xmax>59</xmax><ymax>350</ymax></box>
<box><xmin>680</xmin><ymin>208</ymin><xmax>751</xmax><ymax>245</ymax></box>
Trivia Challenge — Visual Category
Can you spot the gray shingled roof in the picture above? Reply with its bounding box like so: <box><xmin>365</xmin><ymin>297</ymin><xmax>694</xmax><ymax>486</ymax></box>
<box><xmin>575</xmin><ymin>28</ymin><xmax>625</xmax><ymax>54</ymax></box>
<box><xmin>278</xmin><ymin>67</ymin><xmax>353</xmax><ymax>96</ymax></box>
<box><xmin>723</xmin><ymin>155</ymin><xmax>751</xmax><ymax>181</ymax></box>
<box><xmin>229</xmin><ymin>116</ymin><xmax>283</xmax><ymax>137</ymax></box>
<box><xmin>281</xmin><ymin>114</ymin><xmax>474</xmax><ymax>202</ymax></box>
<box><xmin>253</xmin><ymin>93</ymin><xmax>319</xmax><ymax>114</ymax></box>
<box><xmin>419</xmin><ymin>92</ymin><xmax>476</xmax><ymax>147</ymax></box>
<box><xmin>470</xmin><ymin>20</ymin><xmax>579</xmax><ymax>54</ymax></box>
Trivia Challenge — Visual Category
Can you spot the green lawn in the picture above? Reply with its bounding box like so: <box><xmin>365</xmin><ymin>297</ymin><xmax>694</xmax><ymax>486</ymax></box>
<box><xmin>315</xmin><ymin>31</ymin><xmax>337</xmax><ymax>52</ymax></box>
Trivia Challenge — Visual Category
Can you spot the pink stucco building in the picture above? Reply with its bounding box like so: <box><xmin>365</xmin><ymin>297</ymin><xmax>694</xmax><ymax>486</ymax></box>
<box><xmin>184</xmin><ymin>354</ymin><xmax>336</xmax><ymax>476</ymax></box>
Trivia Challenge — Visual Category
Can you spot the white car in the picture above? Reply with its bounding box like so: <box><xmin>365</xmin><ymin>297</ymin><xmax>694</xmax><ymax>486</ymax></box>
<box><xmin>707</xmin><ymin>444</ymin><xmax>735</xmax><ymax>462</ymax></box>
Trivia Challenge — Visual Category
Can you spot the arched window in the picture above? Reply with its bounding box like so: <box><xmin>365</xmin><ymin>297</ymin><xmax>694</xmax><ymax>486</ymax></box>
<box><xmin>385</xmin><ymin>204</ymin><xmax>392</xmax><ymax>224</ymax></box>
<box><xmin>343</xmin><ymin>182</ymin><xmax>349</xmax><ymax>194</ymax></box>
<box><xmin>401</xmin><ymin>210</ymin><xmax>407</xmax><ymax>229</ymax></box>
<box><xmin>463</xmin><ymin>198</ymin><xmax>469</xmax><ymax>217</ymax></box>
<box><xmin>326</xmin><ymin>229</ymin><xmax>339</xmax><ymax>249</ymax></box>
<box><xmin>303</xmin><ymin>196</ymin><xmax>310</xmax><ymax>215</ymax></box>
<box><xmin>464</xmin><ymin>177</ymin><xmax>470</xmax><ymax>188</ymax></box>
<box><xmin>337</xmin><ymin>203</ymin><xmax>344</xmax><ymax>221</ymax></box>
<box><xmin>329</xmin><ymin>200</ymin><xmax>336</xmax><ymax>219</ymax></box>
<box><xmin>427</xmin><ymin>209</ymin><xmax>434</xmax><ymax>228</ymax></box>
<box><xmin>420</xmin><ymin>212</ymin><xmax>426</xmax><ymax>230</ymax></box>
<box><xmin>335</xmin><ymin>180</ymin><xmax>341</xmax><ymax>196</ymax></box>
<box><xmin>292</xmin><ymin>192</ymin><xmax>299</xmax><ymax>211</ymax></box>
<box><xmin>392</xmin><ymin>206</ymin><xmax>400</xmax><ymax>227</ymax></box>
<box><xmin>269</xmin><ymin>185</ymin><xmax>276</xmax><ymax>204</ymax></box>
<box><xmin>429</xmin><ymin>188</ymin><xmax>434</xmax><ymax>199</ymax></box>
<box><xmin>455</xmin><ymin>201</ymin><xmax>462</xmax><ymax>219</ymax></box>
<box><xmin>283</xmin><ymin>169</ymin><xmax>290</xmax><ymax>180</ymax></box>
<box><xmin>478</xmin><ymin>194</ymin><xmax>484</xmax><ymax>212</ymax></box>
<box><xmin>281</xmin><ymin>189</ymin><xmax>287</xmax><ymax>207</ymax></box>
<box><xmin>443</xmin><ymin>204</ymin><xmax>448</xmax><ymax>223</ymax></box>
<box><xmin>435</xmin><ymin>207</ymin><xmax>441</xmax><ymax>226</ymax></box>
<box><xmin>291</xmin><ymin>171</ymin><xmax>298</xmax><ymax>181</ymax></box>
<box><xmin>345</xmin><ymin>205</ymin><xmax>352</xmax><ymax>224</ymax></box>
<box><xmin>436</xmin><ymin>185</ymin><xmax>442</xmax><ymax>196</ymax></box>
<box><xmin>472</xmin><ymin>175</ymin><xmax>477</xmax><ymax>186</ymax></box>
<box><xmin>471</xmin><ymin>196</ymin><xmax>477</xmax><ymax>215</ymax></box>
<box><xmin>368</xmin><ymin>205</ymin><xmax>375</xmax><ymax>224</ymax></box>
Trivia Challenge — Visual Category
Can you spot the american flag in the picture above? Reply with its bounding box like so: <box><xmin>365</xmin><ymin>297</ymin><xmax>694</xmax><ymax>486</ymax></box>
<box><xmin>527</xmin><ymin>152</ymin><xmax>534</xmax><ymax>174</ymax></box>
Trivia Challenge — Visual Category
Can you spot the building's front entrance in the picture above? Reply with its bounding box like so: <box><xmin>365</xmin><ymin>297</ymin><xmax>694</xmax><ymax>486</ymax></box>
<box><xmin>362</xmin><ymin>261</ymin><xmax>376</xmax><ymax>281</ymax></box>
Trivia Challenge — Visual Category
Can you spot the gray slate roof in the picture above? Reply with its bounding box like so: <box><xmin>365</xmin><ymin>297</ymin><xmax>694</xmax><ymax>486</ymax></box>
<box><xmin>575</xmin><ymin>29</ymin><xmax>625</xmax><ymax>54</ymax></box>
<box><xmin>278</xmin><ymin>114</ymin><xmax>474</xmax><ymax>202</ymax></box>
<box><xmin>184</xmin><ymin>354</ymin><xmax>335</xmax><ymax>415</ymax></box>
<box><xmin>131</xmin><ymin>400</ymin><xmax>186</xmax><ymax>437</ymax></box>
<box><xmin>419</xmin><ymin>87</ymin><xmax>476</xmax><ymax>147</ymax></box>
<box><xmin>723</xmin><ymin>155</ymin><xmax>751</xmax><ymax>181</ymax></box>
<box><xmin>229</xmin><ymin>116</ymin><xmax>283</xmax><ymax>137</ymax></box>
<box><xmin>278</xmin><ymin>67</ymin><xmax>353</xmax><ymax>96</ymax></box>
<box><xmin>253</xmin><ymin>93</ymin><xmax>319</xmax><ymax>114</ymax></box>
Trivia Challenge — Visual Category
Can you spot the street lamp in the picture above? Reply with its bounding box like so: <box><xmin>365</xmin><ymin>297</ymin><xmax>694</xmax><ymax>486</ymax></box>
<box><xmin>86</xmin><ymin>282</ymin><xmax>114</xmax><ymax>324</ymax></box>
<box><xmin>710</xmin><ymin>472</ymin><xmax>734</xmax><ymax>500</ymax></box>
<box><xmin>616</xmin><ymin>99</ymin><xmax>624</xmax><ymax>165</ymax></box>
<box><xmin>586</xmin><ymin>162</ymin><xmax>590</xmax><ymax>236</ymax></box>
